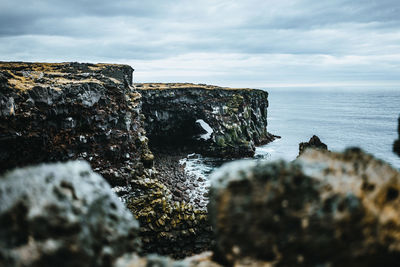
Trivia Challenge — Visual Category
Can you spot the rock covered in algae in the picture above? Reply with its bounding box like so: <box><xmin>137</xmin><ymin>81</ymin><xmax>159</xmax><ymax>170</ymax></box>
<box><xmin>209</xmin><ymin>148</ymin><xmax>400</xmax><ymax>266</ymax></box>
<box><xmin>127</xmin><ymin>176</ymin><xmax>213</xmax><ymax>258</ymax></box>
<box><xmin>0</xmin><ymin>161</ymin><xmax>140</xmax><ymax>267</ymax></box>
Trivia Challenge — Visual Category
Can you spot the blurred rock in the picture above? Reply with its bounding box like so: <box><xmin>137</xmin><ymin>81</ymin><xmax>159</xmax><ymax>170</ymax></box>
<box><xmin>0</xmin><ymin>161</ymin><xmax>140</xmax><ymax>267</ymax></box>
<box><xmin>209</xmin><ymin>148</ymin><xmax>400</xmax><ymax>266</ymax></box>
<box><xmin>298</xmin><ymin>135</ymin><xmax>328</xmax><ymax>156</ymax></box>
<box><xmin>394</xmin><ymin>117</ymin><xmax>400</xmax><ymax>157</ymax></box>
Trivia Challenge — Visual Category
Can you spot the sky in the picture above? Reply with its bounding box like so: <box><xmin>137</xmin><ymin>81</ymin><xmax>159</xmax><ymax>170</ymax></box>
<box><xmin>1</xmin><ymin>0</ymin><xmax>400</xmax><ymax>88</ymax></box>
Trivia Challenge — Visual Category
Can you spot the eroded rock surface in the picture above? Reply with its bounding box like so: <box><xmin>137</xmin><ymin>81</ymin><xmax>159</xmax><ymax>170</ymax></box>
<box><xmin>0</xmin><ymin>161</ymin><xmax>140</xmax><ymax>267</ymax></box>
<box><xmin>0</xmin><ymin>62</ymin><xmax>152</xmax><ymax>185</ymax></box>
<box><xmin>126</xmin><ymin>176</ymin><xmax>213</xmax><ymax>258</ymax></box>
<box><xmin>394</xmin><ymin>117</ymin><xmax>400</xmax><ymax>157</ymax></box>
<box><xmin>137</xmin><ymin>83</ymin><xmax>276</xmax><ymax>158</ymax></box>
<box><xmin>298</xmin><ymin>135</ymin><xmax>328</xmax><ymax>156</ymax></box>
<box><xmin>209</xmin><ymin>148</ymin><xmax>400</xmax><ymax>266</ymax></box>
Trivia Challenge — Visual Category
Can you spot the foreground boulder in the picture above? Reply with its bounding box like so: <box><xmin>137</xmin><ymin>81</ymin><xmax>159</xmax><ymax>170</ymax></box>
<box><xmin>394</xmin><ymin>117</ymin><xmax>400</xmax><ymax>157</ymax></box>
<box><xmin>298</xmin><ymin>135</ymin><xmax>328</xmax><ymax>156</ymax></box>
<box><xmin>0</xmin><ymin>161</ymin><xmax>140</xmax><ymax>267</ymax></box>
<box><xmin>209</xmin><ymin>148</ymin><xmax>400</xmax><ymax>266</ymax></box>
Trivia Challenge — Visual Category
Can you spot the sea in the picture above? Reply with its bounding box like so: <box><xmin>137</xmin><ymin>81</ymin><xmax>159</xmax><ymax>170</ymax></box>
<box><xmin>184</xmin><ymin>87</ymin><xmax>400</xmax><ymax>180</ymax></box>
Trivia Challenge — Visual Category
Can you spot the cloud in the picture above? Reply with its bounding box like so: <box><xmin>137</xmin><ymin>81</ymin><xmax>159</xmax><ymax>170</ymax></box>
<box><xmin>0</xmin><ymin>0</ymin><xmax>399</xmax><ymax>87</ymax></box>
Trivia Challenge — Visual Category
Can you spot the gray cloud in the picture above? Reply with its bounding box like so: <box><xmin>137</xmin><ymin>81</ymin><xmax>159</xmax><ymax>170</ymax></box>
<box><xmin>0</xmin><ymin>0</ymin><xmax>399</xmax><ymax>86</ymax></box>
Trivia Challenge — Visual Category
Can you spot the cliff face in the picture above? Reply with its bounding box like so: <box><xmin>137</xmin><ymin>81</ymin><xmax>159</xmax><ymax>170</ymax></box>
<box><xmin>137</xmin><ymin>83</ymin><xmax>275</xmax><ymax>158</ymax></box>
<box><xmin>0</xmin><ymin>62</ymin><xmax>152</xmax><ymax>185</ymax></box>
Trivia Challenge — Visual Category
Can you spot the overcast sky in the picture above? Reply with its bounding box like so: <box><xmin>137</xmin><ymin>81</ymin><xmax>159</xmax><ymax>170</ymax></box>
<box><xmin>1</xmin><ymin>0</ymin><xmax>399</xmax><ymax>88</ymax></box>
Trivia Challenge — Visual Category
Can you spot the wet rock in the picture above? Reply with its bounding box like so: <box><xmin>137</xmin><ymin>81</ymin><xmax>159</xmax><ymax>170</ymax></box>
<box><xmin>0</xmin><ymin>62</ymin><xmax>152</xmax><ymax>186</ymax></box>
<box><xmin>209</xmin><ymin>148</ymin><xmax>400</xmax><ymax>266</ymax></box>
<box><xmin>298</xmin><ymin>135</ymin><xmax>328</xmax><ymax>156</ymax></box>
<box><xmin>137</xmin><ymin>83</ymin><xmax>277</xmax><ymax>158</ymax></box>
<box><xmin>394</xmin><ymin>117</ymin><xmax>400</xmax><ymax>157</ymax></box>
<box><xmin>0</xmin><ymin>161</ymin><xmax>140</xmax><ymax>267</ymax></box>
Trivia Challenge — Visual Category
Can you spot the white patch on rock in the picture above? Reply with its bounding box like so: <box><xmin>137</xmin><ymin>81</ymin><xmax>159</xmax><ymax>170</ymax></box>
<box><xmin>196</xmin><ymin>119</ymin><xmax>213</xmax><ymax>140</ymax></box>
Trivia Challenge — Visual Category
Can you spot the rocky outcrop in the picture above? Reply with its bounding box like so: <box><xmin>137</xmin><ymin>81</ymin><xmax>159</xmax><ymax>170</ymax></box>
<box><xmin>126</xmin><ymin>177</ymin><xmax>213</xmax><ymax>258</ymax></box>
<box><xmin>137</xmin><ymin>83</ymin><xmax>276</xmax><ymax>158</ymax></box>
<box><xmin>0</xmin><ymin>161</ymin><xmax>140</xmax><ymax>267</ymax></box>
<box><xmin>0</xmin><ymin>62</ymin><xmax>152</xmax><ymax>185</ymax></box>
<box><xmin>298</xmin><ymin>135</ymin><xmax>328</xmax><ymax>156</ymax></box>
<box><xmin>394</xmin><ymin>117</ymin><xmax>400</xmax><ymax>157</ymax></box>
<box><xmin>209</xmin><ymin>148</ymin><xmax>400</xmax><ymax>266</ymax></box>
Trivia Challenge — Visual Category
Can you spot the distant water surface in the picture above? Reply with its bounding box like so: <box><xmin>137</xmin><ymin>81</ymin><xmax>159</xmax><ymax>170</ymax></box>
<box><xmin>256</xmin><ymin>87</ymin><xmax>400</xmax><ymax>169</ymax></box>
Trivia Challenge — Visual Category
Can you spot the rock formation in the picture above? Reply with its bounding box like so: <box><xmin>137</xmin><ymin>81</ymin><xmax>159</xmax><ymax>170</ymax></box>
<box><xmin>137</xmin><ymin>83</ymin><xmax>276</xmax><ymax>158</ymax></box>
<box><xmin>298</xmin><ymin>135</ymin><xmax>328</xmax><ymax>156</ymax></box>
<box><xmin>394</xmin><ymin>117</ymin><xmax>400</xmax><ymax>157</ymax></box>
<box><xmin>0</xmin><ymin>62</ymin><xmax>152</xmax><ymax>185</ymax></box>
<box><xmin>0</xmin><ymin>161</ymin><xmax>140</xmax><ymax>267</ymax></box>
<box><xmin>126</xmin><ymin>177</ymin><xmax>213</xmax><ymax>258</ymax></box>
<box><xmin>209</xmin><ymin>148</ymin><xmax>400</xmax><ymax>266</ymax></box>
<box><xmin>0</xmin><ymin>62</ymin><xmax>278</xmax><ymax>260</ymax></box>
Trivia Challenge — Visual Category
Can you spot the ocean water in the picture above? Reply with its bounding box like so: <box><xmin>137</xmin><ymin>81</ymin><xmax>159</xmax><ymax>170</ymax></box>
<box><xmin>184</xmin><ymin>88</ymin><xmax>400</xmax><ymax>180</ymax></box>
<box><xmin>256</xmin><ymin>88</ymin><xmax>400</xmax><ymax>169</ymax></box>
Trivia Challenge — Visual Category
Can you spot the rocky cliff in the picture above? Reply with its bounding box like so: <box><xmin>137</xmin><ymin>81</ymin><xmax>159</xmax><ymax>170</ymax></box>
<box><xmin>137</xmin><ymin>83</ymin><xmax>276</xmax><ymax>158</ymax></box>
<box><xmin>0</xmin><ymin>62</ymin><xmax>152</xmax><ymax>185</ymax></box>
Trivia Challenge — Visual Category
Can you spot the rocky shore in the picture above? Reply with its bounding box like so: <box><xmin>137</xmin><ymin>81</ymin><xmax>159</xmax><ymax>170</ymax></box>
<box><xmin>2</xmin><ymin>61</ymin><xmax>400</xmax><ymax>266</ymax></box>
<box><xmin>0</xmin><ymin>62</ymin><xmax>276</xmax><ymax>259</ymax></box>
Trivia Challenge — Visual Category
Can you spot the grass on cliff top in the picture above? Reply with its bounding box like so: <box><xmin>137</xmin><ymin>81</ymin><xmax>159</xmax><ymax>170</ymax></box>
<box><xmin>135</xmin><ymin>82</ymin><xmax>254</xmax><ymax>91</ymax></box>
<box><xmin>0</xmin><ymin>62</ymin><xmax>126</xmax><ymax>91</ymax></box>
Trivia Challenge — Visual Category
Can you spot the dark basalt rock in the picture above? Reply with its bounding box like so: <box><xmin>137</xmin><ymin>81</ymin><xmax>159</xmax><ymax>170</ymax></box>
<box><xmin>0</xmin><ymin>62</ymin><xmax>152</xmax><ymax>185</ymax></box>
<box><xmin>298</xmin><ymin>135</ymin><xmax>328</xmax><ymax>156</ymax></box>
<box><xmin>126</xmin><ymin>176</ymin><xmax>213</xmax><ymax>259</ymax></box>
<box><xmin>137</xmin><ymin>83</ymin><xmax>276</xmax><ymax>158</ymax></box>
<box><xmin>209</xmin><ymin>148</ymin><xmax>400</xmax><ymax>266</ymax></box>
<box><xmin>394</xmin><ymin>117</ymin><xmax>400</xmax><ymax>157</ymax></box>
<box><xmin>0</xmin><ymin>161</ymin><xmax>140</xmax><ymax>267</ymax></box>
